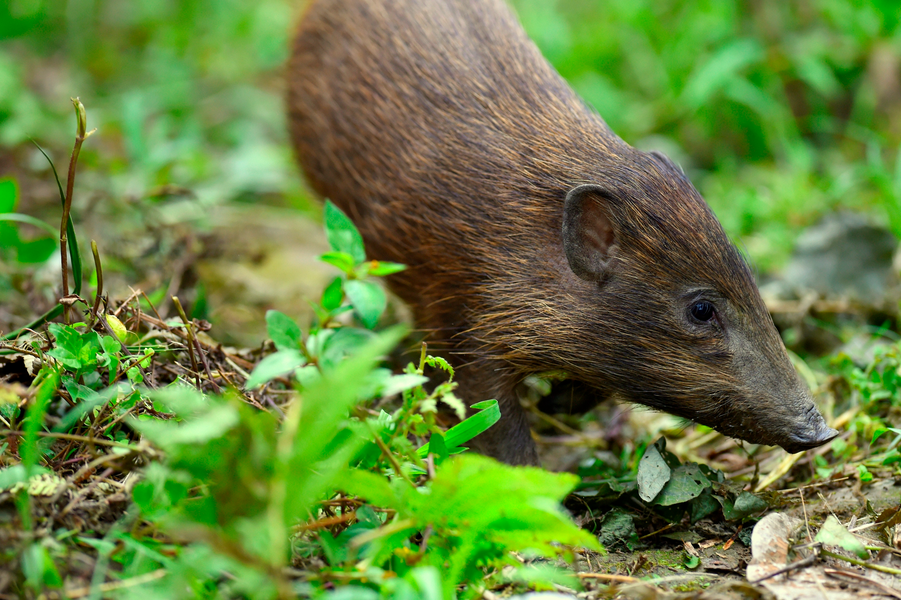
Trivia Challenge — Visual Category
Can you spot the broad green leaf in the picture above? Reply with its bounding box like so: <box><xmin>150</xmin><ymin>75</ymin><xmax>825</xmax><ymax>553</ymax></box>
<box><xmin>690</xmin><ymin>491</ymin><xmax>721</xmax><ymax>523</ymax></box>
<box><xmin>815</xmin><ymin>515</ymin><xmax>869</xmax><ymax>559</ymax></box>
<box><xmin>22</xmin><ymin>543</ymin><xmax>63</xmax><ymax>590</ymax></box>
<box><xmin>266</xmin><ymin>310</ymin><xmax>302</xmax><ymax>352</ymax></box>
<box><xmin>345</xmin><ymin>279</ymin><xmax>386</xmax><ymax>329</ymax></box>
<box><xmin>637</xmin><ymin>439</ymin><xmax>671</xmax><ymax>502</ymax></box>
<box><xmin>416</xmin><ymin>399</ymin><xmax>500</xmax><ymax>457</ymax></box>
<box><xmin>105</xmin><ymin>315</ymin><xmax>128</xmax><ymax>344</ymax></box>
<box><xmin>320</xmin><ymin>327</ymin><xmax>375</xmax><ymax>370</ymax></box>
<box><xmin>721</xmin><ymin>491</ymin><xmax>767</xmax><ymax>520</ymax></box>
<box><xmin>306</xmin><ymin>328</ymin><xmax>336</xmax><ymax>357</ymax></box>
<box><xmin>428</xmin><ymin>432</ymin><xmax>449</xmax><ymax>463</ymax></box>
<box><xmin>321</xmin><ymin>276</ymin><xmax>344</xmax><ymax>311</ymax></box>
<box><xmin>45</xmin><ymin>347</ymin><xmax>83</xmax><ymax>370</ymax></box>
<box><xmin>681</xmin><ymin>39</ymin><xmax>764</xmax><ymax>108</ymax></box>
<box><xmin>652</xmin><ymin>463</ymin><xmax>711</xmax><ymax>507</ymax></box>
<box><xmin>0</xmin><ymin>179</ymin><xmax>16</xmax><ymax>211</ymax></box>
<box><xmin>323</xmin><ymin>200</ymin><xmax>366</xmax><ymax>264</ymax></box>
<box><xmin>378</xmin><ymin>373</ymin><xmax>429</xmax><ymax>398</ymax></box>
<box><xmin>15</xmin><ymin>236</ymin><xmax>56</xmax><ymax>264</ymax></box>
<box><xmin>48</xmin><ymin>323</ymin><xmax>83</xmax><ymax>354</ymax></box>
<box><xmin>319</xmin><ymin>251</ymin><xmax>356</xmax><ymax>274</ymax></box>
<box><xmin>399</xmin><ymin>454</ymin><xmax>601</xmax><ymax>575</ymax></box>
<box><xmin>284</xmin><ymin>326</ymin><xmax>406</xmax><ymax>517</ymax></box>
<box><xmin>245</xmin><ymin>349</ymin><xmax>306</xmax><ymax>388</ymax></box>
<box><xmin>340</xmin><ymin>469</ymin><xmax>397</xmax><ymax>507</ymax></box>
<box><xmin>133</xmin><ymin>403</ymin><xmax>240</xmax><ymax>446</ymax></box>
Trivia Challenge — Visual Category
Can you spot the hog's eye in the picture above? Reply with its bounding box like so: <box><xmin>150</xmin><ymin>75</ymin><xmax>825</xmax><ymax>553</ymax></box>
<box><xmin>690</xmin><ymin>301</ymin><xmax>715</xmax><ymax>322</ymax></box>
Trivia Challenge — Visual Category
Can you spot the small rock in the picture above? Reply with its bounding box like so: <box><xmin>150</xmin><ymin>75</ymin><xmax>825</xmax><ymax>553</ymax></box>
<box><xmin>781</xmin><ymin>212</ymin><xmax>898</xmax><ymax>304</ymax></box>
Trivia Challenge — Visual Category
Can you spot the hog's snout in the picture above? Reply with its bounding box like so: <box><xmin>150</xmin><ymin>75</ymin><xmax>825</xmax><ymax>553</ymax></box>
<box><xmin>778</xmin><ymin>404</ymin><xmax>839</xmax><ymax>453</ymax></box>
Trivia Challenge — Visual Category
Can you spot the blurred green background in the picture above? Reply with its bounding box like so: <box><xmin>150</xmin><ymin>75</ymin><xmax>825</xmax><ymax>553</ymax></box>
<box><xmin>1</xmin><ymin>0</ymin><xmax>899</xmax><ymax>341</ymax></box>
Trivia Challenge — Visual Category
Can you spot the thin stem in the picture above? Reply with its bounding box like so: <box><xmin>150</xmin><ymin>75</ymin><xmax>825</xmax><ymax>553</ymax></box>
<box><xmin>91</xmin><ymin>240</ymin><xmax>103</xmax><ymax>322</ymax></box>
<box><xmin>59</xmin><ymin>98</ymin><xmax>95</xmax><ymax>324</ymax></box>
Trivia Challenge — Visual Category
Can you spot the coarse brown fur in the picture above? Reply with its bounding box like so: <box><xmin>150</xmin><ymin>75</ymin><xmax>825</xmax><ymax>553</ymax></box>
<box><xmin>287</xmin><ymin>0</ymin><xmax>836</xmax><ymax>464</ymax></box>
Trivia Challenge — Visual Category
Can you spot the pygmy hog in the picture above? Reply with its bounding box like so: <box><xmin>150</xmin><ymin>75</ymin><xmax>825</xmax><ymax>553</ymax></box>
<box><xmin>287</xmin><ymin>0</ymin><xmax>838</xmax><ymax>464</ymax></box>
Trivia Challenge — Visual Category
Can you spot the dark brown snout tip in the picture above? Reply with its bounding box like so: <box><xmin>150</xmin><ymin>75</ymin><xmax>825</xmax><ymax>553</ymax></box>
<box><xmin>780</xmin><ymin>424</ymin><xmax>839</xmax><ymax>453</ymax></box>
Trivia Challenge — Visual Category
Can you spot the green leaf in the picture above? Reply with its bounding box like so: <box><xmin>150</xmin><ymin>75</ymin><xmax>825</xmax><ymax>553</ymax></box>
<box><xmin>690</xmin><ymin>491</ymin><xmax>721</xmax><ymax>523</ymax></box>
<box><xmin>105</xmin><ymin>315</ymin><xmax>128</xmax><ymax>344</ymax></box>
<box><xmin>637</xmin><ymin>439</ymin><xmax>672</xmax><ymax>502</ymax></box>
<box><xmin>0</xmin><ymin>179</ymin><xmax>16</xmax><ymax>211</ymax></box>
<box><xmin>320</xmin><ymin>327</ymin><xmax>376</xmax><ymax>370</ymax></box>
<box><xmin>857</xmin><ymin>464</ymin><xmax>873</xmax><ymax>483</ymax></box>
<box><xmin>100</xmin><ymin>334</ymin><xmax>121</xmax><ymax>355</ymax></box>
<box><xmin>15</xmin><ymin>236</ymin><xmax>56</xmax><ymax>264</ymax></box>
<box><xmin>319</xmin><ymin>251</ymin><xmax>357</xmax><ymax>274</ymax></box>
<box><xmin>266</xmin><ymin>310</ymin><xmax>302</xmax><ymax>352</ymax></box>
<box><xmin>48</xmin><ymin>323</ymin><xmax>83</xmax><ymax>354</ymax></box>
<box><xmin>132</xmin><ymin>400</ymin><xmax>240</xmax><ymax>447</ymax></box>
<box><xmin>341</xmin><ymin>469</ymin><xmax>397</xmax><ymax>507</ymax></box>
<box><xmin>323</xmin><ymin>200</ymin><xmax>366</xmax><ymax>264</ymax></box>
<box><xmin>399</xmin><ymin>454</ymin><xmax>601</xmax><ymax>579</ymax></box>
<box><xmin>416</xmin><ymin>399</ymin><xmax>500</xmax><ymax>457</ymax></box>
<box><xmin>22</xmin><ymin>543</ymin><xmax>63</xmax><ymax>590</ymax></box>
<box><xmin>425</xmin><ymin>355</ymin><xmax>454</xmax><ymax>379</ymax></box>
<box><xmin>283</xmin><ymin>326</ymin><xmax>407</xmax><ymax>517</ymax></box>
<box><xmin>321</xmin><ymin>276</ymin><xmax>344</xmax><ymax>311</ymax></box>
<box><xmin>378</xmin><ymin>373</ymin><xmax>429</xmax><ymax>398</ymax></box>
<box><xmin>428</xmin><ymin>432</ymin><xmax>449</xmax><ymax>463</ymax></box>
<box><xmin>681</xmin><ymin>39</ymin><xmax>764</xmax><ymax>108</ymax></box>
<box><xmin>345</xmin><ymin>280</ymin><xmax>386</xmax><ymax>329</ymax></box>
<box><xmin>722</xmin><ymin>491</ymin><xmax>767</xmax><ymax>520</ymax></box>
<box><xmin>366</xmin><ymin>261</ymin><xmax>406</xmax><ymax>277</ymax></box>
<box><xmin>245</xmin><ymin>349</ymin><xmax>306</xmax><ymax>389</ymax></box>
<box><xmin>652</xmin><ymin>463</ymin><xmax>711</xmax><ymax>507</ymax></box>
<box><xmin>0</xmin><ymin>213</ymin><xmax>57</xmax><ymax>236</ymax></box>
<box><xmin>815</xmin><ymin>515</ymin><xmax>869</xmax><ymax>559</ymax></box>
<box><xmin>45</xmin><ymin>346</ymin><xmax>83</xmax><ymax>370</ymax></box>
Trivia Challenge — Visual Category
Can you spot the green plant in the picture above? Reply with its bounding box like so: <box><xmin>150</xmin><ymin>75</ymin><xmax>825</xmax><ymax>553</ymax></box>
<box><xmin>830</xmin><ymin>339</ymin><xmax>901</xmax><ymax>470</ymax></box>
<box><xmin>0</xmin><ymin>178</ymin><xmax>57</xmax><ymax>266</ymax></box>
<box><xmin>578</xmin><ymin>437</ymin><xmax>768</xmax><ymax>551</ymax></box>
<box><xmin>118</xmin><ymin>202</ymin><xmax>599</xmax><ymax>599</ymax></box>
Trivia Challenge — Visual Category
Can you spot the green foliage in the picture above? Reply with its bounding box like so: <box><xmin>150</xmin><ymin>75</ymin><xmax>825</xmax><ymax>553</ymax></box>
<box><xmin>829</xmin><ymin>339</ymin><xmax>901</xmax><ymax>470</ymax></box>
<box><xmin>0</xmin><ymin>177</ymin><xmax>56</xmax><ymax>266</ymax></box>
<box><xmin>342</xmin><ymin>455</ymin><xmax>599</xmax><ymax>597</ymax></box>
<box><xmin>0</xmin><ymin>198</ymin><xmax>580</xmax><ymax>599</ymax></box>
<box><xmin>512</xmin><ymin>0</ymin><xmax>901</xmax><ymax>263</ymax></box>
<box><xmin>4</xmin><ymin>0</ymin><xmax>901</xmax><ymax>596</ymax></box>
<box><xmin>581</xmin><ymin>438</ymin><xmax>768</xmax><ymax>531</ymax></box>
<box><xmin>815</xmin><ymin>515</ymin><xmax>870</xmax><ymax>559</ymax></box>
<box><xmin>0</xmin><ymin>196</ymin><xmax>594</xmax><ymax>598</ymax></box>
<box><xmin>119</xmin><ymin>205</ymin><xmax>595</xmax><ymax>598</ymax></box>
<box><xmin>129</xmin><ymin>328</ymin><xmax>405</xmax><ymax>597</ymax></box>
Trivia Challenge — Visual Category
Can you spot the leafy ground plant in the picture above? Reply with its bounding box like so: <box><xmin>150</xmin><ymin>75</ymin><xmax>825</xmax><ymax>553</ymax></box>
<box><xmin>0</xmin><ymin>175</ymin><xmax>599</xmax><ymax>598</ymax></box>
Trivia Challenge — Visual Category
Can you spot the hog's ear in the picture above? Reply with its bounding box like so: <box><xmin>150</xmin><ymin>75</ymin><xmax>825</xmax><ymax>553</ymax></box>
<box><xmin>562</xmin><ymin>184</ymin><xmax>619</xmax><ymax>282</ymax></box>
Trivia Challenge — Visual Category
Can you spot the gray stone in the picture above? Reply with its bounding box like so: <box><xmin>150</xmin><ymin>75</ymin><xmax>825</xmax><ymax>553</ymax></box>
<box><xmin>781</xmin><ymin>211</ymin><xmax>899</xmax><ymax>303</ymax></box>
